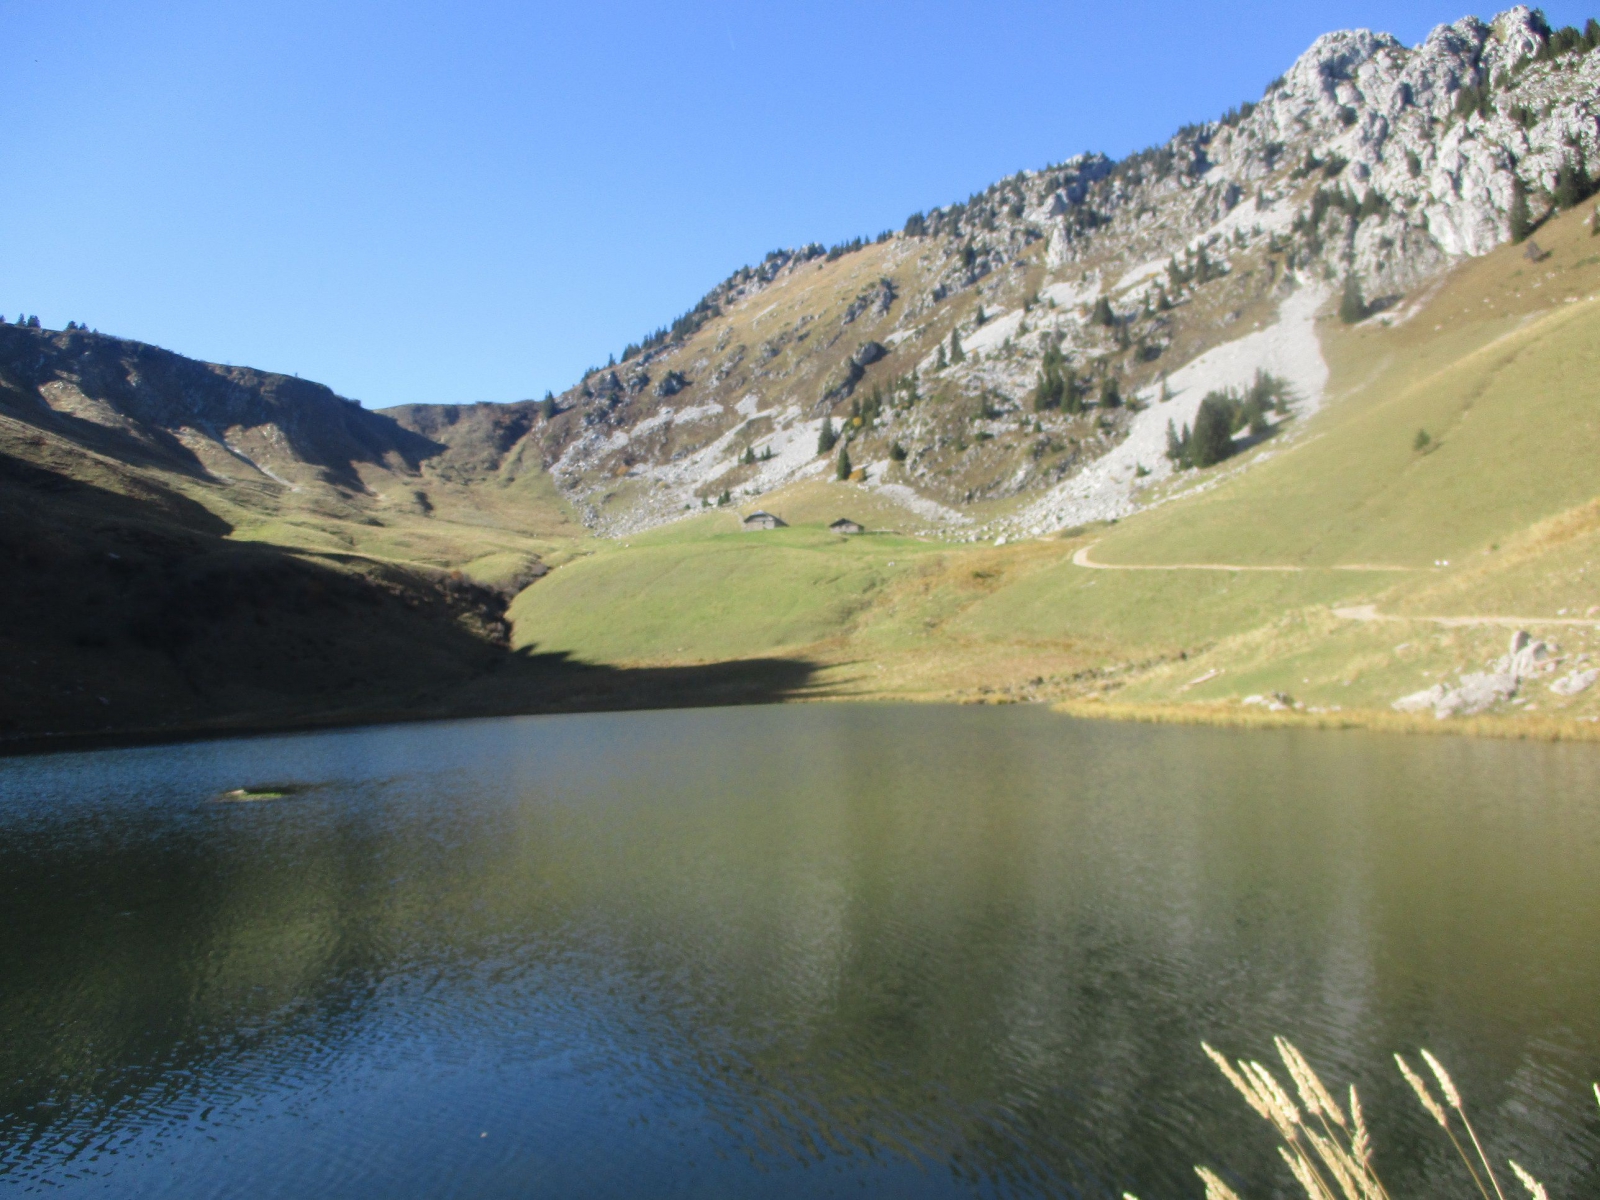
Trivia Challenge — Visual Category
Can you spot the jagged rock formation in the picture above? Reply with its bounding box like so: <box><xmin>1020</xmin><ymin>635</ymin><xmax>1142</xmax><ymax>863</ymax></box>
<box><xmin>4</xmin><ymin>10</ymin><xmax>1595</xmax><ymax>544</ymax></box>
<box><xmin>527</xmin><ymin>7</ymin><xmax>1599</xmax><ymax>537</ymax></box>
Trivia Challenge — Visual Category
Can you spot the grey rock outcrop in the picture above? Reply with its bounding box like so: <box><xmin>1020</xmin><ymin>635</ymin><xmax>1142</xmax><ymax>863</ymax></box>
<box><xmin>1393</xmin><ymin>629</ymin><xmax>1566</xmax><ymax>716</ymax></box>
<box><xmin>1551</xmin><ymin>666</ymin><xmax>1598</xmax><ymax>695</ymax></box>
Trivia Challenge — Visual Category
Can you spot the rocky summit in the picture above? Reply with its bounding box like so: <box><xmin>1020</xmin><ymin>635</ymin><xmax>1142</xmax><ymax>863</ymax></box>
<box><xmin>506</xmin><ymin>7</ymin><xmax>1597</xmax><ymax>537</ymax></box>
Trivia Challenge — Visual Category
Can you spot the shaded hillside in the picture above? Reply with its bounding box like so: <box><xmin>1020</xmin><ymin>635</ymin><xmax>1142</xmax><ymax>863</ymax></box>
<box><xmin>382</xmin><ymin>399</ymin><xmax>549</xmax><ymax>482</ymax></box>
<box><xmin>0</xmin><ymin>440</ymin><xmax>815</xmax><ymax>750</ymax></box>
<box><xmin>0</xmin><ymin>325</ymin><xmax>442</xmax><ymax>490</ymax></box>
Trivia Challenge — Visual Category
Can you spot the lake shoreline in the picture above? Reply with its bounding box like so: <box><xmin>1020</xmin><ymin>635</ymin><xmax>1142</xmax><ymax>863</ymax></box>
<box><xmin>1052</xmin><ymin>697</ymin><xmax>1600</xmax><ymax>742</ymax></box>
<box><xmin>10</xmin><ymin>684</ymin><xmax>1600</xmax><ymax>760</ymax></box>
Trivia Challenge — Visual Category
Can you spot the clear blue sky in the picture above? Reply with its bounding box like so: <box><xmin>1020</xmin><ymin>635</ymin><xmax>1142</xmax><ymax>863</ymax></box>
<box><xmin>5</xmin><ymin>2</ymin><xmax>1592</xmax><ymax>407</ymax></box>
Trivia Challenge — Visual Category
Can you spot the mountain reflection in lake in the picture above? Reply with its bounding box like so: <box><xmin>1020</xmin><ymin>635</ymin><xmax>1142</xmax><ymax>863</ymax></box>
<box><xmin>1</xmin><ymin>705</ymin><xmax>1597</xmax><ymax>1198</ymax></box>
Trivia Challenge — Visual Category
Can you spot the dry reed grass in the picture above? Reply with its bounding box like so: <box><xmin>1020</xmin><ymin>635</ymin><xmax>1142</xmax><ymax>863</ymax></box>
<box><xmin>1124</xmin><ymin>1040</ymin><xmax>1600</xmax><ymax>1200</ymax></box>
<box><xmin>1054</xmin><ymin>699</ymin><xmax>1600</xmax><ymax>743</ymax></box>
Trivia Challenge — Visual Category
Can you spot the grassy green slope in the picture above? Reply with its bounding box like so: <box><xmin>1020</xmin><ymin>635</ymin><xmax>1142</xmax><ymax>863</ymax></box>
<box><xmin>511</xmin><ymin>519</ymin><xmax>939</xmax><ymax>663</ymax></box>
<box><xmin>502</xmin><ymin>206</ymin><xmax>1600</xmax><ymax>730</ymax></box>
<box><xmin>1096</xmin><ymin>206</ymin><xmax>1600</xmax><ymax>570</ymax></box>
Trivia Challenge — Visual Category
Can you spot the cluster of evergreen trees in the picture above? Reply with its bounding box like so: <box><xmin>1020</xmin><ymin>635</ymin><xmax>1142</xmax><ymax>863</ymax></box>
<box><xmin>1165</xmin><ymin>372</ymin><xmax>1289</xmax><ymax>470</ymax></box>
<box><xmin>6</xmin><ymin>314</ymin><xmax>42</xmax><ymax>327</ymax></box>
<box><xmin>1538</xmin><ymin>17</ymin><xmax>1600</xmax><ymax>59</ymax></box>
<box><xmin>1166</xmin><ymin>247</ymin><xmax>1226</xmax><ymax>290</ymax></box>
<box><xmin>935</xmin><ymin>325</ymin><xmax>966</xmax><ymax>371</ymax></box>
<box><xmin>1297</xmin><ymin>185</ymin><xmax>1390</xmax><ymax>232</ymax></box>
<box><xmin>1031</xmin><ymin>339</ymin><xmax>1081</xmax><ymax>413</ymax></box>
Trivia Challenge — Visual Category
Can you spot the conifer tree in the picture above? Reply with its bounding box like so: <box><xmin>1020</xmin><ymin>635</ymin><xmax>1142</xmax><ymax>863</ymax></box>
<box><xmin>541</xmin><ymin>392</ymin><xmax>557</xmax><ymax>420</ymax></box>
<box><xmin>836</xmin><ymin>446</ymin><xmax>853</xmax><ymax>480</ymax></box>
<box><xmin>1509</xmin><ymin>177</ymin><xmax>1533</xmax><ymax>242</ymax></box>
<box><xmin>1064</xmin><ymin>368</ymin><xmax>1084</xmax><ymax>415</ymax></box>
<box><xmin>1191</xmin><ymin>395</ymin><xmax>1236</xmax><ymax>467</ymax></box>
<box><xmin>1553</xmin><ymin>158</ymin><xmax>1594</xmax><ymax>210</ymax></box>
<box><xmin>1031</xmin><ymin>340</ymin><xmax>1068</xmax><ymax>411</ymax></box>
<box><xmin>950</xmin><ymin>328</ymin><xmax>965</xmax><ymax>364</ymax></box>
<box><xmin>742</xmin><ymin>446</ymin><xmax>756</xmax><ymax>465</ymax></box>
<box><xmin>817</xmin><ymin>418</ymin><xmax>838</xmax><ymax>455</ymax></box>
<box><xmin>935</xmin><ymin>343</ymin><xmax>947</xmax><ymax>370</ymax></box>
<box><xmin>1100</xmin><ymin>377</ymin><xmax>1122</xmax><ymax>408</ymax></box>
<box><xmin>1339</xmin><ymin>275</ymin><xmax>1368</xmax><ymax>324</ymax></box>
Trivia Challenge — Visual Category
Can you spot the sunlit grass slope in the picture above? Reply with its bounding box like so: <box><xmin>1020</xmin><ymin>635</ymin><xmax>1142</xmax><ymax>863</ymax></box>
<box><xmin>1094</xmin><ymin>204</ymin><xmax>1600</xmax><ymax>570</ymax></box>
<box><xmin>511</xmin><ymin>520</ymin><xmax>939</xmax><ymax>663</ymax></box>
<box><xmin>505</xmin><ymin>206</ymin><xmax>1600</xmax><ymax>730</ymax></box>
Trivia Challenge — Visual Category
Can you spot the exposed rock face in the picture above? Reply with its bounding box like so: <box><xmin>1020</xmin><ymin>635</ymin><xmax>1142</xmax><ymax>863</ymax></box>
<box><xmin>1205</xmin><ymin>6</ymin><xmax>1600</xmax><ymax>287</ymax></box>
<box><xmin>1392</xmin><ymin>628</ymin><xmax>1570</xmax><ymax>717</ymax></box>
<box><xmin>528</xmin><ymin>8</ymin><xmax>1599</xmax><ymax>538</ymax></box>
<box><xmin>1551</xmin><ymin>667</ymin><xmax>1598</xmax><ymax>696</ymax></box>
<box><xmin>29</xmin><ymin>10</ymin><xmax>1585</xmax><ymax>544</ymax></box>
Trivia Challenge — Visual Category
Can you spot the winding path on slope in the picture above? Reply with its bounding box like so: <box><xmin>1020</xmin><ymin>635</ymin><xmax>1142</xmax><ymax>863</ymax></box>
<box><xmin>1069</xmin><ymin>544</ymin><xmax>1411</xmax><ymax>573</ymax></box>
<box><xmin>1070</xmin><ymin>545</ymin><xmax>1600</xmax><ymax>629</ymax></box>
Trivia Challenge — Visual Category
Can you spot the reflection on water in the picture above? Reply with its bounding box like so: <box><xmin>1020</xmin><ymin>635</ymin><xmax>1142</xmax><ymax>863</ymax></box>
<box><xmin>0</xmin><ymin>705</ymin><xmax>1597</xmax><ymax>1198</ymax></box>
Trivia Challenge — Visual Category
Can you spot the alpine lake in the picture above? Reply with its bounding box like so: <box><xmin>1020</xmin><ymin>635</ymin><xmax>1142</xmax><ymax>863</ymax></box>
<box><xmin>1</xmin><ymin>704</ymin><xmax>1596</xmax><ymax>1198</ymax></box>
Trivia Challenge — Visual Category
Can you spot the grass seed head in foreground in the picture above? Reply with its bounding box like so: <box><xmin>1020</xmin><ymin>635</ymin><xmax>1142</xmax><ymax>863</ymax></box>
<box><xmin>1124</xmin><ymin>1039</ymin><xmax>1595</xmax><ymax>1200</ymax></box>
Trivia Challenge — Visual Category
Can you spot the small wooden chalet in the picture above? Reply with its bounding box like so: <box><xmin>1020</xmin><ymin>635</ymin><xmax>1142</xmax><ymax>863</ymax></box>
<box><xmin>829</xmin><ymin>518</ymin><xmax>864</xmax><ymax>535</ymax></box>
<box><xmin>742</xmin><ymin>510</ymin><xmax>787</xmax><ymax>530</ymax></box>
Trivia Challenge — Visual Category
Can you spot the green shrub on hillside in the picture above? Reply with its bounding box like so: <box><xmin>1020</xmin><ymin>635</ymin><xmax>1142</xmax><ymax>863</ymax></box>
<box><xmin>1553</xmin><ymin>158</ymin><xmax>1595</xmax><ymax>210</ymax></box>
<box><xmin>1454</xmin><ymin>84</ymin><xmax>1493</xmax><ymax>121</ymax></box>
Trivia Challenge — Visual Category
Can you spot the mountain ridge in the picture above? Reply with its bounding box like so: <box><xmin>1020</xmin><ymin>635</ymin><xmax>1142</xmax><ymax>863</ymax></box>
<box><xmin>5</xmin><ymin>6</ymin><xmax>1600</xmax><ymax>746</ymax></box>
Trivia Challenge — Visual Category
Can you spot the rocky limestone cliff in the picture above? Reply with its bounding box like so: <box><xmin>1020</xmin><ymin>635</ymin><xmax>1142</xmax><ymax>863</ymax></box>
<box><xmin>4</xmin><ymin>9</ymin><xmax>1593</xmax><ymax>546</ymax></box>
<box><xmin>524</xmin><ymin>7</ymin><xmax>1599</xmax><ymax>537</ymax></box>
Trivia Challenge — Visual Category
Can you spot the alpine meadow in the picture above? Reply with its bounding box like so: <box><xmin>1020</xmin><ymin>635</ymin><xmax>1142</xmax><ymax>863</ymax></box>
<box><xmin>3</xmin><ymin>7</ymin><xmax>1600</xmax><ymax>1200</ymax></box>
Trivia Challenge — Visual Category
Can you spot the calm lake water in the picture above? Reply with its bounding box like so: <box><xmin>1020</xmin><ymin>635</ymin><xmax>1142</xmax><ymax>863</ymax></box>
<box><xmin>1</xmin><ymin>705</ymin><xmax>1597</xmax><ymax>1198</ymax></box>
